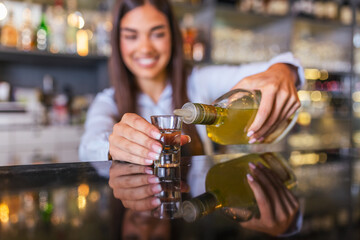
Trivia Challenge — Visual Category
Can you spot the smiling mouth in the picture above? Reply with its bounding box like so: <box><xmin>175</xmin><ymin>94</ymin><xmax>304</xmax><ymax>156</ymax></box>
<box><xmin>136</xmin><ymin>57</ymin><xmax>158</xmax><ymax>67</ymax></box>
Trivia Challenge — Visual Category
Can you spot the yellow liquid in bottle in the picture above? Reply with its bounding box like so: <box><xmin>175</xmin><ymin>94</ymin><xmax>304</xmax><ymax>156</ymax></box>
<box><xmin>206</xmin><ymin>108</ymin><xmax>258</xmax><ymax>145</ymax></box>
<box><xmin>205</xmin><ymin>153</ymin><xmax>296</xmax><ymax>211</ymax></box>
<box><xmin>206</xmin><ymin>158</ymin><xmax>257</xmax><ymax>210</ymax></box>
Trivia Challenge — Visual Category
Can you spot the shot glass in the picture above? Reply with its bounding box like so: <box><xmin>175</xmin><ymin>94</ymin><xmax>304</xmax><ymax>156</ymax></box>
<box><xmin>150</xmin><ymin>115</ymin><xmax>182</xmax><ymax>168</ymax></box>
<box><xmin>151</xmin><ymin>166</ymin><xmax>182</xmax><ymax>219</ymax></box>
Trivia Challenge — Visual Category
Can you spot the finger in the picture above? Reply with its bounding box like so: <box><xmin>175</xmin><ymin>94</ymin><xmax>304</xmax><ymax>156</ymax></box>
<box><xmin>250</xmin><ymin>90</ymin><xmax>289</xmax><ymax>141</ymax></box>
<box><xmin>109</xmin><ymin>174</ymin><xmax>159</xmax><ymax>189</ymax></box>
<box><xmin>113</xmin><ymin>183</ymin><xmax>162</xmax><ymax>201</ymax></box>
<box><xmin>262</xmin><ymin>165</ymin><xmax>299</xmax><ymax>214</ymax></box>
<box><xmin>109</xmin><ymin>162</ymin><xmax>152</xmax><ymax>177</ymax></box>
<box><xmin>122</xmin><ymin>197</ymin><xmax>161</xmax><ymax>211</ymax></box>
<box><xmin>109</xmin><ymin>135</ymin><xmax>159</xmax><ymax>164</ymax></box>
<box><xmin>247</xmin><ymin>88</ymin><xmax>276</xmax><ymax>141</ymax></box>
<box><xmin>249</xmin><ymin>163</ymin><xmax>288</xmax><ymax>217</ymax></box>
<box><xmin>261</xmin><ymin>166</ymin><xmax>297</xmax><ymax>214</ymax></box>
<box><xmin>121</xmin><ymin>113</ymin><xmax>162</xmax><ymax>140</ymax></box>
<box><xmin>114</xmin><ymin>122</ymin><xmax>163</xmax><ymax>154</ymax></box>
<box><xmin>260</xmin><ymin>93</ymin><xmax>300</xmax><ymax>141</ymax></box>
<box><xmin>254</xmin><ymin>163</ymin><xmax>297</xmax><ymax>224</ymax></box>
<box><xmin>245</xmin><ymin>172</ymin><xmax>272</xmax><ymax>220</ymax></box>
<box><xmin>259</xmin><ymin>98</ymin><xmax>296</xmax><ymax>141</ymax></box>
<box><xmin>180</xmin><ymin>135</ymin><xmax>191</xmax><ymax>146</ymax></box>
<box><xmin>109</xmin><ymin>144</ymin><xmax>154</xmax><ymax>165</ymax></box>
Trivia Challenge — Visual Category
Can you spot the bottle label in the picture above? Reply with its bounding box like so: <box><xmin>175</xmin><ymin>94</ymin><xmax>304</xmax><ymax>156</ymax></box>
<box><xmin>193</xmin><ymin>103</ymin><xmax>218</xmax><ymax>125</ymax></box>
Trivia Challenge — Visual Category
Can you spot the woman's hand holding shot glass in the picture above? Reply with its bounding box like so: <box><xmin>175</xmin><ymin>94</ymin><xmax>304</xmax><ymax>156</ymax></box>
<box><xmin>109</xmin><ymin>161</ymin><xmax>189</xmax><ymax>211</ymax></box>
<box><xmin>109</xmin><ymin>113</ymin><xmax>191</xmax><ymax>165</ymax></box>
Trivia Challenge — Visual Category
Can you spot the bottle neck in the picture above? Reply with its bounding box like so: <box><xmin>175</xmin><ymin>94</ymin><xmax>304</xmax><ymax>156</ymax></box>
<box><xmin>191</xmin><ymin>103</ymin><xmax>219</xmax><ymax>124</ymax></box>
<box><xmin>174</xmin><ymin>103</ymin><xmax>219</xmax><ymax>125</ymax></box>
<box><xmin>182</xmin><ymin>192</ymin><xmax>219</xmax><ymax>222</ymax></box>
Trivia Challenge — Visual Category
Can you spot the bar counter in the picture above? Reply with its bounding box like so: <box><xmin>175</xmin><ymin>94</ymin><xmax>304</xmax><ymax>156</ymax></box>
<box><xmin>0</xmin><ymin>149</ymin><xmax>359</xmax><ymax>240</ymax></box>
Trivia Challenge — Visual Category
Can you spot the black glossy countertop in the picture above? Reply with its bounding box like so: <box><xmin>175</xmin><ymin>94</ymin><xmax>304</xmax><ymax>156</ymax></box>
<box><xmin>0</xmin><ymin>149</ymin><xmax>359</xmax><ymax>240</ymax></box>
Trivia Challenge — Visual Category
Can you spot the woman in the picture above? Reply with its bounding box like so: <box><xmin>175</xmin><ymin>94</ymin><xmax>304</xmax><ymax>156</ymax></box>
<box><xmin>81</xmin><ymin>0</ymin><xmax>302</xmax><ymax>236</ymax></box>
<box><xmin>79</xmin><ymin>0</ymin><xmax>303</xmax><ymax>163</ymax></box>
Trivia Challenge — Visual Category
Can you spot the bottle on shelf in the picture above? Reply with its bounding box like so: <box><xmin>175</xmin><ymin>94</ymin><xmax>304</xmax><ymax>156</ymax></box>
<box><xmin>65</xmin><ymin>0</ymin><xmax>80</xmax><ymax>54</ymax></box>
<box><xmin>181</xmin><ymin>14</ymin><xmax>197</xmax><ymax>61</ymax></box>
<box><xmin>95</xmin><ymin>13</ymin><xmax>112</xmax><ymax>56</ymax></box>
<box><xmin>49</xmin><ymin>0</ymin><xmax>66</xmax><ymax>53</ymax></box>
<box><xmin>174</xmin><ymin>89</ymin><xmax>298</xmax><ymax>145</ymax></box>
<box><xmin>35</xmin><ymin>5</ymin><xmax>50</xmax><ymax>51</ymax></box>
<box><xmin>0</xmin><ymin>10</ymin><xmax>18</xmax><ymax>48</ymax></box>
<box><xmin>19</xmin><ymin>5</ymin><xmax>33</xmax><ymax>51</ymax></box>
<box><xmin>340</xmin><ymin>0</ymin><xmax>353</xmax><ymax>25</ymax></box>
<box><xmin>181</xmin><ymin>152</ymin><xmax>297</xmax><ymax>222</ymax></box>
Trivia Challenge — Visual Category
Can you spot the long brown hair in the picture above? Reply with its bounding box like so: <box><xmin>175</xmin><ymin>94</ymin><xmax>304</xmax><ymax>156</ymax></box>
<box><xmin>109</xmin><ymin>0</ymin><xmax>204</xmax><ymax>155</ymax></box>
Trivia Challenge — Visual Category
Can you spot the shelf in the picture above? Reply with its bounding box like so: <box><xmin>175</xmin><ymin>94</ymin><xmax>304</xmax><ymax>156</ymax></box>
<box><xmin>0</xmin><ymin>47</ymin><xmax>108</xmax><ymax>67</ymax></box>
<box><xmin>294</xmin><ymin>16</ymin><xmax>353</xmax><ymax>29</ymax></box>
<box><xmin>214</xmin><ymin>6</ymin><xmax>291</xmax><ymax>29</ymax></box>
<box><xmin>172</xmin><ymin>1</ymin><xmax>205</xmax><ymax>16</ymax></box>
<box><xmin>10</xmin><ymin>0</ymin><xmax>107</xmax><ymax>11</ymax></box>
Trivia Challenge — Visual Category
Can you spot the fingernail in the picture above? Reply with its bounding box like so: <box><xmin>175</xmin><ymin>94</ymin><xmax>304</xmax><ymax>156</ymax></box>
<box><xmin>247</xmin><ymin>131</ymin><xmax>254</xmax><ymax>137</ymax></box>
<box><xmin>144</xmin><ymin>159</ymin><xmax>154</xmax><ymax>165</ymax></box>
<box><xmin>152</xmin><ymin>198</ymin><xmax>161</xmax><ymax>207</ymax></box>
<box><xmin>257</xmin><ymin>162</ymin><xmax>265</xmax><ymax>169</ymax></box>
<box><xmin>148</xmin><ymin>176</ymin><xmax>160</xmax><ymax>184</ymax></box>
<box><xmin>247</xmin><ymin>173</ymin><xmax>254</xmax><ymax>182</ymax></box>
<box><xmin>249</xmin><ymin>162</ymin><xmax>256</xmax><ymax>170</ymax></box>
<box><xmin>148</xmin><ymin>152</ymin><xmax>160</xmax><ymax>160</ymax></box>
<box><xmin>145</xmin><ymin>168</ymin><xmax>153</xmax><ymax>175</ymax></box>
<box><xmin>152</xmin><ymin>184</ymin><xmax>162</xmax><ymax>193</ymax></box>
<box><xmin>257</xmin><ymin>137</ymin><xmax>264</xmax><ymax>143</ymax></box>
<box><xmin>249</xmin><ymin>138</ymin><xmax>257</xmax><ymax>144</ymax></box>
<box><xmin>152</xmin><ymin>144</ymin><xmax>163</xmax><ymax>154</ymax></box>
<box><xmin>151</xmin><ymin>131</ymin><xmax>161</xmax><ymax>140</ymax></box>
<box><xmin>187</xmin><ymin>135</ymin><xmax>192</xmax><ymax>143</ymax></box>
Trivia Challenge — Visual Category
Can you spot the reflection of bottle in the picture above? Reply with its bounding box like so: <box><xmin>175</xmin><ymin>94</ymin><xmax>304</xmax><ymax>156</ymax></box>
<box><xmin>182</xmin><ymin>153</ymin><xmax>297</xmax><ymax>222</ymax></box>
<box><xmin>152</xmin><ymin>167</ymin><xmax>182</xmax><ymax>219</ymax></box>
<box><xmin>174</xmin><ymin>89</ymin><xmax>298</xmax><ymax>145</ymax></box>
<box><xmin>1</xmin><ymin>10</ymin><xmax>18</xmax><ymax>48</ymax></box>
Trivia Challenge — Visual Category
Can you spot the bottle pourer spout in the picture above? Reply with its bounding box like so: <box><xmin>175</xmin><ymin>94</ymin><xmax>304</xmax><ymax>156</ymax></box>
<box><xmin>173</xmin><ymin>109</ymin><xmax>192</xmax><ymax>118</ymax></box>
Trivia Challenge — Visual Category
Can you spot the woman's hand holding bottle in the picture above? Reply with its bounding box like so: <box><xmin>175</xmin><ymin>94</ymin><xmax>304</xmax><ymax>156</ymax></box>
<box><xmin>240</xmin><ymin>162</ymin><xmax>300</xmax><ymax>236</ymax></box>
<box><xmin>109</xmin><ymin>113</ymin><xmax>191</xmax><ymax>165</ymax></box>
<box><xmin>232</xmin><ymin>63</ymin><xmax>301</xmax><ymax>143</ymax></box>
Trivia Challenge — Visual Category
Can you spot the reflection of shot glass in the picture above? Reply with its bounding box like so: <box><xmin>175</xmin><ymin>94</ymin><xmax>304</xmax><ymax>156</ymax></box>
<box><xmin>150</xmin><ymin>115</ymin><xmax>182</xmax><ymax>168</ymax></box>
<box><xmin>151</xmin><ymin>166</ymin><xmax>182</xmax><ymax>219</ymax></box>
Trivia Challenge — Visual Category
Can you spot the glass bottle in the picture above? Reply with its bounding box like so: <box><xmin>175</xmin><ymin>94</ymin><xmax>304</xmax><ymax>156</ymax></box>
<box><xmin>174</xmin><ymin>89</ymin><xmax>298</xmax><ymax>145</ymax></box>
<box><xmin>181</xmin><ymin>153</ymin><xmax>297</xmax><ymax>222</ymax></box>
<box><xmin>19</xmin><ymin>6</ymin><xmax>33</xmax><ymax>51</ymax></box>
<box><xmin>65</xmin><ymin>0</ymin><xmax>77</xmax><ymax>54</ymax></box>
<box><xmin>0</xmin><ymin>10</ymin><xmax>18</xmax><ymax>48</ymax></box>
<box><xmin>49</xmin><ymin>0</ymin><xmax>66</xmax><ymax>53</ymax></box>
<box><xmin>36</xmin><ymin>5</ymin><xmax>50</xmax><ymax>51</ymax></box>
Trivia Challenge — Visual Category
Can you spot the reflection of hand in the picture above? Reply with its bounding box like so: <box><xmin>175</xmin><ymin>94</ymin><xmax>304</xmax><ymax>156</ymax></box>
<box><xmin>109</xmin><ymin>113</ymin><xmax>191</xmax><ymax>165</ymax></box>
<box><xmin>108</xmin><ymin>161</ymin><xmax>163</xmax><ymax>211</ymax></box>
<box><xmin>240</xmin><ymin>162</ymin><xmax>299</xmax><ymax>236</ymax></box>
<box><xmin>232</xmin><ymin>63</ymin><xmax>301</xmax><ymax>143</ymax></box>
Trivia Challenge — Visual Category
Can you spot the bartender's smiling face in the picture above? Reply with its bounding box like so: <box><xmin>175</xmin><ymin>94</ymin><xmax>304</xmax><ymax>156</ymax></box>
<box><xmin>120</xmin><ymin>3</ymin><xmax>172</xmax><ymax>83</ymax></box>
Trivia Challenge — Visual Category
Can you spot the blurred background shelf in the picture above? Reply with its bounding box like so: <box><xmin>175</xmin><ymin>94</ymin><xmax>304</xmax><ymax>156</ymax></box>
<box><xmin>0</xmin><ymin>47</ymin><xmax>108</xmax><ymax>66</ymax></box>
